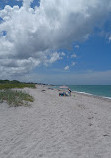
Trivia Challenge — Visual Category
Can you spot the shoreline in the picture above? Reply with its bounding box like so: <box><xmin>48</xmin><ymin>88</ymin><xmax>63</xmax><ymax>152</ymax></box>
<box><xmin>51</xmin><ymin>85</ymin><xmax>111</xmax><ymax>101</ymax></box>
<box><xmin>72</xmin><ymin>90</ymin><xmax>111</xmax><ymax>101</ymax></box>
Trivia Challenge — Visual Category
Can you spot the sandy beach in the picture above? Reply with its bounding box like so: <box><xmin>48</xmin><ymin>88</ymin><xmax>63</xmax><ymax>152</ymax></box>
<box><xmin>0</xmin><ymin>85</ymin><xmax>111</xmax><ymax>158</ymax></box>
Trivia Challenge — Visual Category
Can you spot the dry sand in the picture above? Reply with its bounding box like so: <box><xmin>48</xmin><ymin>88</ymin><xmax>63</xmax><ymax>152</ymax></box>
<box><xmin>0</xmin><ymin>85</ymin><xmax>111</xmax><ymax>158</ymax></box>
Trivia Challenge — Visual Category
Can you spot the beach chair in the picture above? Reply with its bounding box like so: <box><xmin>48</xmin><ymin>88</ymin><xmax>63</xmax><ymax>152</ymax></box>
<box><xmin>59</xmin><ymin>92</ymin><xmax>68</xmax><ymax>96</ymax></box>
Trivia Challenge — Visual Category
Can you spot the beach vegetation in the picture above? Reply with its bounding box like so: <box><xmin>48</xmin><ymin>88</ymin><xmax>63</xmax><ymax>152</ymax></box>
<box><xmin>0</xmin><ymin>90</ymin><xmax>34</xmax><ymax>107</ymax></box>
<box><xmin>0</xmin><ymin>80</ymin><xmax>36</xmax><ymax>89</ymax></box>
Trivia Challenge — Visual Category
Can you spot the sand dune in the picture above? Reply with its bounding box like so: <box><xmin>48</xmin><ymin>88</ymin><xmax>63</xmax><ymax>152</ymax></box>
<box><xmin>0</xmin><ymin>85</ymin><xmax>111</xmax><ymax>158</ymax></box>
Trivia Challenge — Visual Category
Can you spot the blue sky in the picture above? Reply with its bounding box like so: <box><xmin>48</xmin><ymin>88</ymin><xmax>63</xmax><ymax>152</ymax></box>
<box><xmin>0</xmin><ymin>0</ymin><xmax>111</xmax><ymax>84</ymax></box>
<box><xmin>0</xmin><ymin>0</ymin><xmax>40</xmax><ymax>9</ymax></box>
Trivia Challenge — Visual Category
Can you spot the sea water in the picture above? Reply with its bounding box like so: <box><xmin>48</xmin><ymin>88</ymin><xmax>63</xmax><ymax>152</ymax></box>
<box><xmin>68</xmin><ymin>85</ymin><xmax>111</xmax><ymax>98</ymax></box>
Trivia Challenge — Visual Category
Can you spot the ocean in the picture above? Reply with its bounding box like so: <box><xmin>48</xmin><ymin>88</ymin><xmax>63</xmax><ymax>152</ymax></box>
<box><xmin>68</xmin><ymin>85</ymin><xmax>111</xmax><ymax>98</ymax></box>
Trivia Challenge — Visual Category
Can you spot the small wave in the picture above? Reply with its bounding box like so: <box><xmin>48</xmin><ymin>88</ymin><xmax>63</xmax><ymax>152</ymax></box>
<box><xmin>72</xmin><ymin>90</ymin><xmax>111</xmax><ymax>100</ymax></box>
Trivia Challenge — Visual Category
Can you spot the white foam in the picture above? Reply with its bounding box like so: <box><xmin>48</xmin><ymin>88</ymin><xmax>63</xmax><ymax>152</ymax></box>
<box><xmin>72</xmin><ymin>90</ymin><xmax>111</xmax><ymax>100</ymax></box>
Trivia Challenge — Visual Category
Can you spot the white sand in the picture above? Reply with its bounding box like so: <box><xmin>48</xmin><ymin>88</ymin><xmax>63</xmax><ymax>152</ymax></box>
<box><xmin>0</xmin><ymin>85</ymin><xmax>111</xmax><ymax>158</ymax></box>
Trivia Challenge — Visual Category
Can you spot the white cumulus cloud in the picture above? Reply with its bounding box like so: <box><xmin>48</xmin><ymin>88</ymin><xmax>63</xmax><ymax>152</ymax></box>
<box><xmin>72</xmin><ymin>62</ymin><xmax>76</xmax><ymax>66</ymax></box>
<box><xmin>75</xmin><ymin>45</ymin><xmax>79</xmax><ymax>49</ymax></box>
<box><xmin>71</xmin><ymin>53</ymin><xmax>77</xmax><ymax>58</ymax></box>
<box><xmin>109</xmin><ymin>36</ymin><xmax>111</xmax><ymax>42</ymax></box>
<box><xmin>64</xmin><ymin>66</ymin><xmax>69</xmax><ymax>71</ymax></box>
<box><xmin>0</xmin><ymin>0</ymin><xmax>111</xmax><ymax>78</ymax></box>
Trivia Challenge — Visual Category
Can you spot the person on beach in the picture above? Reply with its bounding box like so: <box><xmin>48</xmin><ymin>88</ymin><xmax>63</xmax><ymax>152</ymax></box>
<box><xmin>68</xmin><ymin>88</ymin><xmax>71</xmax><ymax>96</ymax></box>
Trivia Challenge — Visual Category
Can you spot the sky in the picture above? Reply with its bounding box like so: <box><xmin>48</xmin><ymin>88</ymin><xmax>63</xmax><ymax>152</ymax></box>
<box><xmin>0</xmin><ymin>0</ymin><xmax>111</xmax><ymax>85</ymax></box>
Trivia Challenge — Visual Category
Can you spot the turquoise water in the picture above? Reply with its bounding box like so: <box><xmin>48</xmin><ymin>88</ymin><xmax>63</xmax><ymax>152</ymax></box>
<box><xmin>68</xmin><ymin>85</ymin><xmax>111</xmax><ymax>98</ymax></box>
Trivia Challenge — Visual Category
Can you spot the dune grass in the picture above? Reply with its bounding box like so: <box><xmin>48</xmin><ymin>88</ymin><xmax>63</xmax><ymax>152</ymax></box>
<box><xmin>0</xmin><ymin>90</ymin><xmax>34</xmax><ymax>107</ymax></box>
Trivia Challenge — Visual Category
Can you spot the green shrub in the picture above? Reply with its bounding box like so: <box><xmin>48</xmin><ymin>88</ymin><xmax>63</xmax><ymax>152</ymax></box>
<box><xmin>0</xmin><ymin>90</ymin><xmax>34</xmax><ymax>107</ymax></box>
<box><xmin>0</xmin><ymin>83</ymin><xmax>36</xmax><ymax>89</ymax></box>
